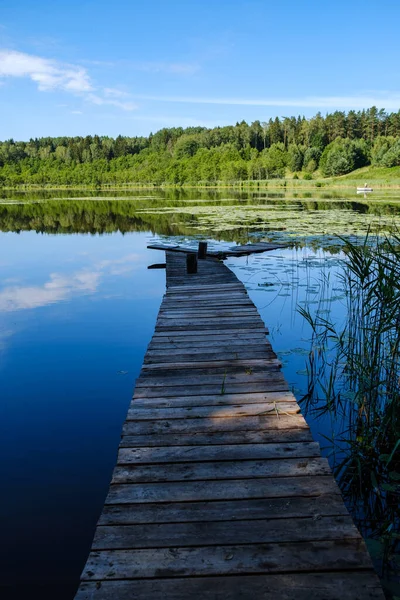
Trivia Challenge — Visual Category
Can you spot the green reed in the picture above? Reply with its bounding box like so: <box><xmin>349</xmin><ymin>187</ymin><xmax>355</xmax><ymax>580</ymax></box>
<box><xmin>299</xmin><ymin>231</ymin><xmax>400</xmax><ymax>583</ymax></box>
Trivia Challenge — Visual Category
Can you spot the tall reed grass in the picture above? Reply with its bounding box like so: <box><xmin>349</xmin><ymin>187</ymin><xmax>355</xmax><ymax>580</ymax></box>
<box><xmin>299</xmin><ymin>231</ymin><xmax>400</xmax><ymax>582</ymax></box>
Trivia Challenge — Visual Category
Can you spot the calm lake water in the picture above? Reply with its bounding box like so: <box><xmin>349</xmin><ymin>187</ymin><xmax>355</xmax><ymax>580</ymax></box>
<box><xmin>1</xmin><ymin>189</ymin><xmax>400</xmax><ymax>598</ymax></box>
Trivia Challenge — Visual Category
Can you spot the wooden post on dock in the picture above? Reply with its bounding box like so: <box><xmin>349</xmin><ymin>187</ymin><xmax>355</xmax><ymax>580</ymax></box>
<box><xmin>186</xmin><ymin>252</ymin><xmax>198</xmax><ymax>273</ymax></box>
<box><xmin>198</xmin><ymin>241</ymin><xmax>208</xmax><ymax>259</ymax></box>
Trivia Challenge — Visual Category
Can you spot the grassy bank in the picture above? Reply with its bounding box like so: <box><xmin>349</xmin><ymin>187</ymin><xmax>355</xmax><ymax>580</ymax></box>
<box><xmin>2</xmin><ymin>165</ymin><xmax>400</xmax><ymax>192</ymax></box>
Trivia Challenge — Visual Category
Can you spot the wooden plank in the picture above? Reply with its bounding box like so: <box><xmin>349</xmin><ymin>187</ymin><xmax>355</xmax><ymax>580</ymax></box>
<box><xmin>99</xmin><ymin>493</ymin><xmax>348</xmax><ymax>525</ymax></box>
<box><xmin>158</xmin><ymin>309</ymin><xmax>259</xmax><ymax>318</ymax></box>
<box><xmin>117</xmin><ymin>441</ymin><xmax>320</xmax><ymax>464</ymax></box>
<box><xmin>159</xmin><ymin>301</ymin><xmax>261</xmax><ymax>309</ymax></box>
<box><xmin>119</xmin><ymin>429</ymin><xmax>314</xmax><ymax>447</ymax></box>
<box><xmin>133</xmin><ymin>381</ymin><xmax>290</xmax><ymax>397</ymax></box>
<box><xmin>162</xmin><ymin>295</ymin><xmax>250</xmax><ymax>303</ymax></box>
<box><xmin>141</xmin><ymin>358</ymin><xmax>281</xmax><ymax>369</ymax></box>
<box><xmin>154</xmin><ymin>323</ymin><xmax>265</xmax><ymax>332</ymax></box>
<box><xmin>127</xmin><ymin>402</ymin><xmax>299</xmax><ymax>421</ymax></box>
<box><xmin>92</xmin><ymin>515</ymin><xmax>359</xmax><ymax>549</ymax></box>
<box><xmin>160</xmin><ymin>303</ymin><xmax>255</xmax><ymax>310</ymax></box>
<box><xmin>135</xmin><ymin>371</ymin><xmax>286</xmax><ymax>387</ymax></box>
<box><xmin>163</xmin><ymin>289</ymin><xmax>248</xmax><ymax>295</ymax></box>
<box><xmin>145</xmin><ymin>345</ymin><xmax>270</xmax><ymax>354</ymax></box>
<box><xmin>160</xmin><ymin>312</ymin><xmax>258</xmax><ymax>318</ymax></box>
<box><xmin>166</xmin><ymin>285</ymin><xmax>246</xmax><ymax>293</ymax></box>
<box><xmin>164</xmin><ymin>288</ymin><xmax>247</xmax><ymax>294</ymax></box>
<box><xmin>76</xmin><ymin>572</ymin><xmax>384</xmax><ymax>600</ymax></box>
<box><xmin>130</xmin><ymin>391</ymin><xmax>297</xmax><ymax>408</ymax></box>
<box><xmin>139</xmin><ymin>360</ymin><xmax>282</xmax><ymax>374</ymax></box>
<box><xmin>111</xmin><ymin>457</ymin><xmax>330</xmax><ymax>484</ymax></box>
<box><xmin>167</xmin><ymin>280</ymin><xmax>246</xmax><ymax>288</ymax></box>
<box><xmin>167</xmin><ymin>280</ymin><xmax>239</xmax><ymax>287</ymax></box>
<box><xmin>147</xmin><ymin>342</ymin><xmax>271</xmax><ymax>352</ymax></box>
<box><xmin>134</xmin><ymin>375</ymin><xmax>288</xmax><ymax>389</ymax></box>
<box><xmin>151</xmin><ymin>329</ymin><xmax>268</xmax><ymax>337</ymax></box>
<box><xmin>105</xmin><ymin>476</ymin><xmax>339</xmax><ymax>504</ymax></box>
<box><xmin>161</xmin><ymin>298</ymin><xmax>254</xmax><ymax>306</ymax></box>
<box><xmin>141</xmin><ymin>357</ymin><xmax>280</xmax><ymax>369</ymax></box>
<box><xmin>148</xmin><ymin>242</ymin><xmax>288</xmax><ymax>258</ymax></box>
<box><xmin>156</xmin><ymin>315</ymin><xmax>263</xmax><ymax>323</ymax></box>
<box><xmin>122</xmin><ymin>414</ymin><xmax>306</xmax><ymax>435</ymax></box>
<box><xmin>81</xmin><ymin>539</ymin><xmax>372</xmax><ymax>580</ymax></box>
<box><xmin>143</xmin><ymin>350</ymin><xmax>276</xmax><ymax>363</ymax></box>
<box><xmin>148</xmin><ymin>334</ymin><xmax>269</xmax><ymax>346</ymax></box>
<box><xmin>152</xmin><ymin>328</ymin><xmax>268</xmax><ymax>337</ymax></box>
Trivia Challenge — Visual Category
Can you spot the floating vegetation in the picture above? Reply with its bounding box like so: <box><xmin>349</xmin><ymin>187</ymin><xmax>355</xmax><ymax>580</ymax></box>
<box><xmin>3</xmin><ymin>190</ymin><xmax>400</xmax><ymax>251</ymax></box>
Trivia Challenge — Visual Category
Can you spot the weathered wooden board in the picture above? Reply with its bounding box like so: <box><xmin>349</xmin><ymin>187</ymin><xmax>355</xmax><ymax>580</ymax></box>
<box><xmin>127</xmin><ymin>402</ymin><xmax>298</xmax><ymax>421</ymax></box>
<box><xmin>133</xmin><ymin>380</ymin><xmax>290</xmax><ymax>397</ymax></box>
<box><xmin>81</xmin><ymin>539</ymin><xmax>371</xmax><ymax>580</ymax></box>
<box><xmin>135</xmin><ymin>371</ymin><xmax>287</xmax><ymax>387</ymax></box>
<box><xmin>119</xmin><ymin>428</ymin><xmax>314</xmax><ymax>447</ymax></box>
<box><xmin>140</xmin><ymin>363</ymin><xmax>282</xmax><ymax>376</ymax></box>
<box><xmin>140</xmin><ymin>360</ymin><xmax>281</xmax><ymax>372</ymax></box>
<box><xmin>105</xmin><ymin>476</ymin><xmax>340</xmax><ymax>504</ymax></box>
<box><xmin>76</xmin><ymin>572</ymin><xmax>383</xmax><ymax>600</ymax></box>
<box><xmin>122</xmin><ymin>414</ymin><xmax>307</xmax><ymax>435</ymax></box>
<box><xmin>117</xmin><ymin>441</ymin><xmax>320</xmax><ymax>464</ymax></box>
<box><xmin>130</xmin><ymin>390</ymin><xmax>297</xmax><ymax>408</ymax></box>
<box><xmin>151</xmin><ymin>327</ymin><xmax>269</xmax><ymax>337</ymax></box>
<box><xmin>148</xmin><ymin>241</ymin><xmax>288</xmax><ymax>258</ymax></box>
<box><xmin>111</xmin><ymin>457</ymin><xmax>331</xmax><ymax>484</ymax></box>
<box><xmin>148</xmin><ymin>334</ymin><xmax>269</xmax><ymax>345</ymax></box>
<box><xmin>144</xmin><ymin>350</ymin><xmax>277</xmax><ymax>363</ymax></box>
<box><xmin>92</xmin><ymin>515</ymin><xmax>358</xmax><ymax>549</ymax></box>
<box><xmin>74</xmin><ymin>249</ymin><xmax>383</xmax><ymax>600</ymax></box>
<box><xmin>99</xmin><ymin>493</ymin><xmax>348</xmax><ymax>525</ymax></box>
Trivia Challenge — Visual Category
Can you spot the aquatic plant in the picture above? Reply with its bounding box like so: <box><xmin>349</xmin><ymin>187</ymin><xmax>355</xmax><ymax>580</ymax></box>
<box><xmin>299</xmin><ymin>231</ymin><xmax>400</xmax><ymax>588</ymax></box>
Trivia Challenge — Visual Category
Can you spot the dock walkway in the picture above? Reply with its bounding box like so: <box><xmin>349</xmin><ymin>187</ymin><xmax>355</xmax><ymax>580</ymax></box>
<box><xmin>75</xmin><ymin>250</ymin><xmax>383</xmax><ymax>599</ymax></box>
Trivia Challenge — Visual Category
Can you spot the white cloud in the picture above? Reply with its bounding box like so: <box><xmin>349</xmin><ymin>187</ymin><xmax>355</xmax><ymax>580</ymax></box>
<box><xmin>0</xmin><ymin>49</ymin><xmax>93</xmax><ymax>92</ymax></box>
<box><xmin>96</xmin><ymin>253</ymin><xmax>141</xmax><ymax>275</ymax></box>
<box><xmin>0</xmin><ymin>254</ymin><xmax>142</xmax><ymax>312</ymax></box>
<box><xmin>0</xmin><ymin>49</ymin><xmax>137</xmax><ymax>111</ymax></box>
<box><xmin>130</xmin><ymin>93</ymin><xmax>400</xmax><ymax>110</ymax></box>
<box><xmin>0</xmin><ymin>270</ymin><xmax>100</xmax><ymax>311</ymax></box>
<box><xmin>84</xmin><ymin>59</ymin><xmax>199</xmax><ymax>76</ymax></box>
<box><xmin>103</xmin><ymin>87</ymin><xmax>130</xmax><ymax>98</ymax></box>
<box><xmin>86</xmin><ymin>93</ymin><xmax>137</xmax><ymax>111</ymax></box>
<box><xmin>71</xmin><ymin>110</ymin><xmax>83</xmax><ymax>115</ymax></box>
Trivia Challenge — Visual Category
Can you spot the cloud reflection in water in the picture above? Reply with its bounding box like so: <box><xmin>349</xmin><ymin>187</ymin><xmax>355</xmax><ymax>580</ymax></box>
<box><xmin>0</xmin><ymin>253</ymin><xmax>141</xmax><ymax>312</ymax></box>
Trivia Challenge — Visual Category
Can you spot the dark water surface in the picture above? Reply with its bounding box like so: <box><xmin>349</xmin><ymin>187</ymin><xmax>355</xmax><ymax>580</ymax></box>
<box><xmin>1</xmin><ymin>191</ymin><xmax>399</xmax><ymax>598</ymax></box>
<box><xmin>0</xmin><ymin>232</ymin><xmax>166</xmax><ymax>598</ymax></box>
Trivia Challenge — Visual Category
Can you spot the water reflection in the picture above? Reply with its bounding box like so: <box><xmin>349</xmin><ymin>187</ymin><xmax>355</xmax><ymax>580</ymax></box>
<box><xmin>1</xmin><ymin>191</ymin><xmax>400</xmax><ymax>249</ymax></box>
<box><xmin>0</xmin><ymin>231</ymin><xmax>165</xmax><ymax>599</ymax></box>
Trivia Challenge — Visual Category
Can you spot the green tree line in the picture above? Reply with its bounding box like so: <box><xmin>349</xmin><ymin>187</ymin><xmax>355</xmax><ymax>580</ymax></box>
<box><xmin>1</xmin><ymin>107</ymin><xmax>400</xmax><ymax>186</ymax></box>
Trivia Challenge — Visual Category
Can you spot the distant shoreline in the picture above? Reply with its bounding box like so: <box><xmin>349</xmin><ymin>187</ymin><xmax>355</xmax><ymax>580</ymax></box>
<box><xmin>1</xmin><ymin>177</ymin><xmax>400</xmax><ymax>192</ymax></box>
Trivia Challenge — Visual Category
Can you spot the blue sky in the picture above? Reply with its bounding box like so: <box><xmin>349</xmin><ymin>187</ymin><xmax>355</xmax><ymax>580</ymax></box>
<box><xmin>0</xmin><ymin>0</ymin><xmax>399</xmax><ymax>140</ymax></box>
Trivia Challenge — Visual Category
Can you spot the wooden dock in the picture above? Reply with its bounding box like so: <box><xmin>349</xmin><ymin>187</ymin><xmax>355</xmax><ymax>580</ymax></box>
<box><xmin>147</xmin><ymin>241</ymin><xmax>288</xmax><ymax>259</ymax></box>
<box><xmin>75</xmin><ymin>250</ymin><xmax>384</xmax><ymax>599</ymax></box>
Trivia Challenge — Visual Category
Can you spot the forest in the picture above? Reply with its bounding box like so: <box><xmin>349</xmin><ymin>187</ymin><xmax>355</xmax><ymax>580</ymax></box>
<box><xmin>1</xmin><ymin>107</ymin><xmax>400</xmax><ymax>186</ymax></box>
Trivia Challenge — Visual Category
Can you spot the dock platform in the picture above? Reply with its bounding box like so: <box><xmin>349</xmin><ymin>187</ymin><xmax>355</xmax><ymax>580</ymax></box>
<box><xmin>75</xmin><ymin>249</ymin><xmax>383</xmax><ymax>599</ymax></box>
